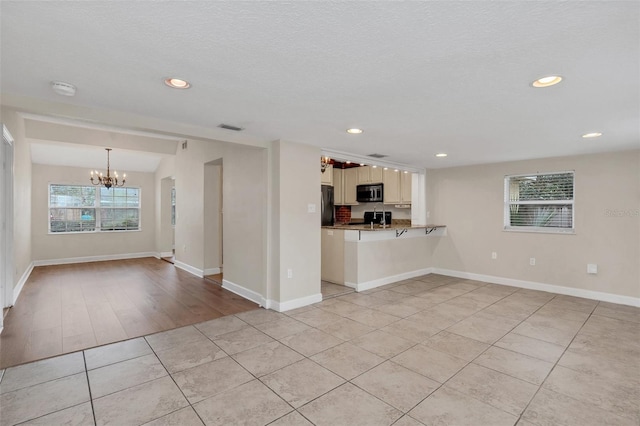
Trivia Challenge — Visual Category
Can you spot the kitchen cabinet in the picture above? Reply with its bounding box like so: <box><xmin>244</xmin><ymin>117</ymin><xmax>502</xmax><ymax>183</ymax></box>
<box><xmin>333</xmin><ymin>168</ymin><xmax>344</xmax><ymax>205</ymax></box>
<box><xmin>321</xmin><ymin>164</ymin><xmax>333</xmax><ymax>186</ymax></box>
<box><xmin>401</xmin><ymin>171</ymin><xmax>412</xmax><ymax>203</ymax></box>
<box><xmin>383</xmin><ymin>169</ymin><xmax>412</xmax><ymax>204</ymax></box>
<box><xmin>357</xmin><ymin>166</ymin><xmax>383</xmax><ymax>184</ymax></box>
<box><xmin>343</xmin><ymin>167</ymin><xmax>359</xmax><ymax>205</ymax></box>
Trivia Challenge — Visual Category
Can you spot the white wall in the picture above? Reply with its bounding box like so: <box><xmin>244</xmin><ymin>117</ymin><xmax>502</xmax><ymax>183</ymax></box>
<box><xmin>31</xmin><ymin>164</ymin><xmax>156</xmax><ymax>261</ymax></box>
<box><xmin>428</xmin><ymin>149</ymin><xmax>640</xmax><ymax>299</ymax></box>
<box><xmin>1</xmin><ymin>107</ymin><xmax>32</xmax><ymax>290</ymax></box>
<box><xmin>270</xmin><ymin>140</ymin><xmax>322</xmax><ymax>304</ymax></box>
<box><xmin>174</xmin><ymin>138</ymin><xmax>267</xmax><ymax>298</ymax></box>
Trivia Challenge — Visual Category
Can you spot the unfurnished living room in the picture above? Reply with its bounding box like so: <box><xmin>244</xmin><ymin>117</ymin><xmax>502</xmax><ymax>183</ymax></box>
<box><xmin>0</xmin><ymin>2</ymin><xmax>638</xmax><ymax>426</ymax></box>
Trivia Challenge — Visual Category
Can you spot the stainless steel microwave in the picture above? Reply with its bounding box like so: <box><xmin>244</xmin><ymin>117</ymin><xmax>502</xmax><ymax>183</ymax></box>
<box><xmin>357</xmin><ymin>184</ymin><xmax>383</xmax><ymax>202</ymax></box>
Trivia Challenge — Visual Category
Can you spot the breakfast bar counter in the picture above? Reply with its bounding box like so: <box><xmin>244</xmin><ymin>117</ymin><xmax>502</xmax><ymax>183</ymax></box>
<box><xmin>321</xmin><ymin>224</ymin><xmax>446</xmax><ymax>292</ymax></box>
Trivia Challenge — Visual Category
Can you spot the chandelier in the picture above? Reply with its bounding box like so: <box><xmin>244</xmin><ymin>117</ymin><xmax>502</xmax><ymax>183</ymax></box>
<box><xmin>321</xmin><ymin>156</ymin><xmax>331</xmax><ymax>173</ymax></box>
<box><xmin>90</xmin><ymin>148</ymin><xmax>126</xmax><ymax>189</ymax></box>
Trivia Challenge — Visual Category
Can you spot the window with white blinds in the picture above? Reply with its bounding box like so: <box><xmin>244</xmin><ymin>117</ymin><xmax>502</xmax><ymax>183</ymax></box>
<box><xmin>49</xmin><ymin>184</ymin><xmax>141</xmax><ymax>233</ymax></box>
<box><xmin>504</xmin><ymin>171</ymin><xmax>575</xmax><ymax>233</ymax></box>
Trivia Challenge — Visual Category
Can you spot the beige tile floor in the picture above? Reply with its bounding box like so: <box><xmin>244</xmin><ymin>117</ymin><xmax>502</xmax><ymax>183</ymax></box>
<box><xmin>1</xmin><ymin>274</ymin><xmax>639</xmax><ymax>426</ymax></box>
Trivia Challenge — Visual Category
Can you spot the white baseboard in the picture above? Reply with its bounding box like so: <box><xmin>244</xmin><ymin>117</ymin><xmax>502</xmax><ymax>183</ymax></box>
<box><xmin>433</xmin><ymin>268</ymin><xmax>640</xmax><ymax>308</ymax></box>
<box><xmin>268</xmin><ymin>293</ymin><xmax>323</xmax><ymax>312</ymax></box>
<box><xmin>222</xmin><ymin>279</ymin><xmax>266</xmax><ymax>307</ymax></box>
<box><xmin>203</xmin><ymin>267</ymin><xmax>221</xmax><ymax>276</ymax></box>
<box><xmin>12</xmin><ymin>261</ymin><xmax>34</xmax><ymax>305</ymax></box>
<box><xmin>347</xmin><ymin>267</ymin><xmax>434</xmax><ymax>292</ymax></box>
<box><xmin>33</xmin><ymin>252</ymin><xmax>157</xmax><ymax>267</ymax></box>
<box><xmin>174</xmin><ymin>261</ymin><xmax>204</xmax><ymax>278</ymax></box>
<box><xmin>156</xmin><ymin>251</ymin><xmax>174</xmax><ymax>258</ymax></box>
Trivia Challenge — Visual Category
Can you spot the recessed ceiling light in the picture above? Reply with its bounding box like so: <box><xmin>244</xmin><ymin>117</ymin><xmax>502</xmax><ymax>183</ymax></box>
<box><xmin>164</xmin><ymin>78</ymin><xmax>191</xmax><ymax>89</ymax></box>
<box><xmin>582</xmin><ymin>132</ymin><xmax>602</xmax><ymax>138</ymax></box>
<box><xmin>383</xmin><ymin>167</ymin><xmax>388</xmax><ymax>170</ymax></box>
<box><xmin>394</xmin><ymin>169</ymin><xmax>399</xmax><ymax>172</ymax></box>
<box><xmin>403</xmin><ymin>171</ymin><xmax>409</xmax><ymax>174</ymax></box>
<box><xmin>359</xmin><ymin>163</ymin><xmax>365</xmax><ymax>166</ymax></box>
<box><xmin>531</xmin><ymin>75</ymin><xmax>562</xmax><ymax>88</ymax></box>
<box><xmin>346</xmin><ymin>128</ymin><xmax>363</xmax><ymax>134</ymax></box>
<box><xmin>435</xmin><ymin>153</ymin><xmax>448</xmax><ymax>158</ymax></box>
<box><xmin>372</xmin><ymin>165</ymin><xmax>377</xmax><ymax>168</ymax></box>
<box><xmin>345</xmin><ymin>161</ymin><xmax>351</xmax><ymax>164</ymax></box>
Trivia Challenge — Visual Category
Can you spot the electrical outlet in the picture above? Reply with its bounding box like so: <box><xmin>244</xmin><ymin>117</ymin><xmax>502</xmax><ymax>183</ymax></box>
<box><xmin>308</xmin><ymin>203</ymin><xmax>316</xmax><ymax>213</ymax></box>
<box><xmin>491</xmin><ymin>252</ymin><xmax>497</xmax><ymax>260</ymax></box>
<box><xmin>529</xmin><ymin>257</ymin><xmax>536</xmax><ymax>266</ymax></box>
<box><xmin>287</xmin><ymin>269</ymin><xmax>293</xmax><ymax>279</ymax></box>
<box><xmin>587</xmin><ymin>264</ymin><xmax>598</xmax><ymax>274</ymax></box>
<box><xmin>183</xmin><ymin>244</ymin><xmax>187</xmax><ymax>252</ymax></box>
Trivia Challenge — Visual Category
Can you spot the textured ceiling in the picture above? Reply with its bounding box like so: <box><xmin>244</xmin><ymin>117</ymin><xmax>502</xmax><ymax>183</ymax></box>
<box><xmin>1</xmin><ymin>1</ymin><xmax>638</xmax><ymax>168</ymax></box>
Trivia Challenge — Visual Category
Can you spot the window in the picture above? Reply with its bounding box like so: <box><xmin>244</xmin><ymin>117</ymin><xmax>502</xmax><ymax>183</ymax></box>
<box><xmin>49</xmin><ymin>184</ymin><xmax>140</xmax><ymax>233</ymax></box>
<box><xmin>504</xmin><ymin>171</ymin><xmax>574</xmax><ymax>233</ymax></box>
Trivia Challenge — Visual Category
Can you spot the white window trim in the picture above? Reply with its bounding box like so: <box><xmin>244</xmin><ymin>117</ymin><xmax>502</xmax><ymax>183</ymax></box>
<box><xmin>48</xmin><ymin>183</ymin><xmax>142</xmax><ymax>234</ymax></box>
<box><xmin>503</xmin><ymin>171</ymin><xmax>575</xmax><ymax>234</ymax></box>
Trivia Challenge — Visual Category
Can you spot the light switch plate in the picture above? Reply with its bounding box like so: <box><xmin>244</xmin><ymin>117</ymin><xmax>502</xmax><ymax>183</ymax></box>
<box><xmin>308</xmin><ymin>203</ymin><xmax>316</xmax><ymax>213</ymax></box>
<box><xmin>587</xmin><ymin>264</ymin><xmax>598</xmax><ymax>274</ymax></box>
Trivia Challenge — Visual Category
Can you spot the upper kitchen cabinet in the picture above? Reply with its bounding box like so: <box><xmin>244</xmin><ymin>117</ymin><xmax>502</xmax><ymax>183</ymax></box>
<box><xmin>333</xmin><ymin>168</ymin><xmax>344</xmax><ymax>205</ymax></box>
<box><xmin>321</xmin><ymin>164</ymin><xmax>333</xmax><ymax>186</ymax></box>
<box><xmin>343</xmin><ymin>167</ymin><xmax>359</xmax><ymax>205</ymax></box>
<box><xmin>383</xmin><ymin>169</ymin><xmax>412</xmax><ymax>204</ymax></box>
<box><xmin>401</xmin><ymin>171</ymin><xmax>412</xmax><ymax>203</ymax></box>
<box><xmin>357</xmin><ymin>166</ymin><xmax>383</xmax><ymax>184</ymax></box>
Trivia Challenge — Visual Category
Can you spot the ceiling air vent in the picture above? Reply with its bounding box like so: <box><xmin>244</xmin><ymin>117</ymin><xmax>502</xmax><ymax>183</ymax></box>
<box><xmin>218</xmin><ymin>124</ymin><xmax>244</xmax><ymax>131</ymax></box>
<box><xmin>367</xmin><ymin>153</ymin><xmax>388</xmax><ymax>159</ymax></box>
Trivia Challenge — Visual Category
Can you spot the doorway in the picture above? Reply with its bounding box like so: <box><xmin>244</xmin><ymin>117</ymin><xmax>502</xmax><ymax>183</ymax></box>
<box><xmin>1</xmin><ymin>125</ymin><xmax>15</xmax><ymax>330</ymax></box>
<box><xmin>159</xmin><ymin>176</ymin><xmax>175</xmax><ymax>263</ymax></box>
<box><xmin>204</xmin><ymin>160</ymin><xmax>223</xmax><ymax>283</ymax></box>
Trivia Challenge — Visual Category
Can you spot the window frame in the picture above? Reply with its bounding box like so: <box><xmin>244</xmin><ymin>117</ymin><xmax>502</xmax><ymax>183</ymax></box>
<box><xmin>503</xmin><ymin>171</ymin><xmax>575</xmax><ymax>234</ymax></box>
<box><xmin>48</xmin><ymin>183</ymin><xmax>142</xmax><ymax>234</ymax></box>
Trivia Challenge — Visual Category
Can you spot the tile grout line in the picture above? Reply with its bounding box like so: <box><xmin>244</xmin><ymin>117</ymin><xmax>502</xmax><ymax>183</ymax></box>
<box><xmin>142</xmin><ymin>334</ymin><xmax>210</xmax><ymax>425</ymax></box>
<box><xmin>82</xmin><ymin>350</ymin><xmax>98</xmax><ymax>426</ymax></box>
<box><xmin>376</xmin><ymin>288</ymin><xmax>565</xmax><ymax>422</ymax></box>
<box><xmin>512</xmin><ymin>300</ymin><xmax>599</xmax><ymax>426</ymax></box>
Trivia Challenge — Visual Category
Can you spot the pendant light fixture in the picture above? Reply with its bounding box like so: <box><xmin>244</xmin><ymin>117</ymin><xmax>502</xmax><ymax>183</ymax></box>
<box><xmin>90</xmin><ymin>148</ymin><xmax>126</xmax><ymax>189</ymax></box>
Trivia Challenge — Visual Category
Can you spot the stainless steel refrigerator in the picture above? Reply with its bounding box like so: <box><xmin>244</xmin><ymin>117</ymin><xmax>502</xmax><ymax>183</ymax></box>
<box><xmin>321</xmin><ymin>185</ymin><xmax>334</xmax><ymax>226</ymax></box>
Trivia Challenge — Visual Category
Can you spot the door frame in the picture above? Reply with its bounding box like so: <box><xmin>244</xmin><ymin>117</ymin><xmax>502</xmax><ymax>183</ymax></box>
<box><xmin>1</xmin><ymin>125</ymin><xmax>15</xmax><ymax>327</ymax></box>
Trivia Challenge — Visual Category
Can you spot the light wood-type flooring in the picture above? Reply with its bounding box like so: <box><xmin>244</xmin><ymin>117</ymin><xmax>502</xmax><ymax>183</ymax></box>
<box><xmin>0</xmin><ymin>258</ymin><xmax>258</xmax><ymax>369</ymax></box>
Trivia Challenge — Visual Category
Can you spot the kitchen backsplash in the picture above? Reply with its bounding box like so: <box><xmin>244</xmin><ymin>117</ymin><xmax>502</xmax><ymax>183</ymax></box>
<box><xmin>350</xmin><ymin>204</ymin><xmax>412</xmax><ymax>220</ymax></box>
<box><xmin>335</xmin><ymin>206</ymin><xmax>351</xmax><ymax>223</ymax></box>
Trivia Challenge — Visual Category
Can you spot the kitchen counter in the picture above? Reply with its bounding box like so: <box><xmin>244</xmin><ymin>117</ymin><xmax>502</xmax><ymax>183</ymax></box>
<box><xmin>321</xmin><ymin>224</ymin><xmax>447</xmax><ymax>292</ymax></box>
<box><xmin>323</xmin><ymin>223</ymin><xmax>445</xmax><ymax>232</ymax></box>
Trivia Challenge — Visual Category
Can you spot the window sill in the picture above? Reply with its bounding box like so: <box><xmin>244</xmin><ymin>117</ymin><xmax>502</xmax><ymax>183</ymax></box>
<box><xmin>48</xmin><ymin>229</ymin><xmax>142</xmax><ymax>235</ymax></box>
<box><xmin>503</xmin><ymin>227</ymin><xmax>575</xmax><ymax>235</ymax></box>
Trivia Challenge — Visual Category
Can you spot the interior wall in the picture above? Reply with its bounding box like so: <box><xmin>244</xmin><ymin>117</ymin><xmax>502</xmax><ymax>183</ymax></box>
<box><xmin>272</xmin><ymin>140</ymin><xmax>321</xmax><ymax>303</ymax></box>
<box><xmin>174</xmin><ymin>139</ymin><xmax>267</xmax><ymax>297</ymax></box>
<box><xmin>31</xmin><ymin>164</ymin><xmax>156</xmax><ymax>261</ymax></box>
<box><xmin>428</xmin><ymin>149</ymin><xmax>640</xmax><ymax>299</ymax></box>
<box><xmin>268</xmin><ymin>142</ymin><xmax>281</xmax><ymax>302</ymax></box>
<box><xmin>1</xmin><ymin>108</ymin><xmax>31</xmax><ymax>289</ymax></box>
<box><xmin>155</xmin><ymin>156</ymin><xmax>175</xmax><ymax>255</ymax></box>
